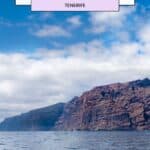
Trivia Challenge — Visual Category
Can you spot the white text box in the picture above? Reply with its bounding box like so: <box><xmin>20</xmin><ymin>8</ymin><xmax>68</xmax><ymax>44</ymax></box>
<box><xmin>16</xmin><ymin>0</ymin><xmax>31</xmax><ymax>5</ymax></box>
<box><xmin>120</xmin><ymin>0</ymin><xmax>135</xmax><ymax>5</ymax></box>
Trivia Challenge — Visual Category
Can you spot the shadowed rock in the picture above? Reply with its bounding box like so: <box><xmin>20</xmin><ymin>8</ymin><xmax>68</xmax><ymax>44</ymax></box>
<box><xmin>0</xmin><ymin>103</ymin><xmax>65</xmax><ymax>131</ymax></box>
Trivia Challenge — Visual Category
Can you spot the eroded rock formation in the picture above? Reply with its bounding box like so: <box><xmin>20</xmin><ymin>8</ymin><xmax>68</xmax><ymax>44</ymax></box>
<box><xmin>55</xmin><ymin>78</ymin><xmax>150</xmax><ymax>130</ymax></box>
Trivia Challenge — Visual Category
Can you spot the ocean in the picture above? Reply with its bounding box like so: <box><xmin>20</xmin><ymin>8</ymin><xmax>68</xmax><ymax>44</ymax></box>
<box><xmin>0</xmin><ymin>131</ymin><xmax>149</xmax><ymax>150</ymax></box>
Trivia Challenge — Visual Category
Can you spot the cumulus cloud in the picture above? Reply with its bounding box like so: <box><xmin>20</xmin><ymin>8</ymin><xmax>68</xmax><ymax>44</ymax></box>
<box><xmin>28</xmin><ymin>12</ymin><xmax>52</xmax><ymax>21</ymax></box>
<box><xmin>67</xmin><ymin>16</ymin><xmax>82</xmax><ymax>27</ymax></box>
<box><xmin>0</xmin><ymin>25</ymin><xmax>150</xmax><ymax>120</ymax></box>
<box><xmin>89</xmin><ymin>6</ymin><xmax>135</xmax><ymax>33</ymax></box>
<box><xmin>138</xmin><ymin>23</ymin><xmax>150</xmax><ymax>44</ymax></box>
<box><xmin>32</xmin><ymin>25</ymin><xmax>70</xmax><ymax>37</ymax></box>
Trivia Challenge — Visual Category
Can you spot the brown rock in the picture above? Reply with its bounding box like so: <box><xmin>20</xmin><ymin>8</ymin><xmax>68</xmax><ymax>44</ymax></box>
<box><xmin>55</xmin><ymin>78</ymin><xmax>150</xmax><ymax>130</ymax></box>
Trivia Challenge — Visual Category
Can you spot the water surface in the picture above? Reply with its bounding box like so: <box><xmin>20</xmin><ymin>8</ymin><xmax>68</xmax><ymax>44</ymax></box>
<box><xmin>0</xmin><ymin>131</ymin><xmax>149</xmax><ymax>150</ymax></box>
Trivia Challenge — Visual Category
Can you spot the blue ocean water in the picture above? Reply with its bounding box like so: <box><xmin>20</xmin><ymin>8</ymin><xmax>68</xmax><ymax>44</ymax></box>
<box><xmin>0</xmin><ymin>131</ymin><xmax>149</xmax><ymax>150</ymax></box>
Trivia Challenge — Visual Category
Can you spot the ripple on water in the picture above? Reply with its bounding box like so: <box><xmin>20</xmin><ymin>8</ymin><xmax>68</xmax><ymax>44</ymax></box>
<box><xmin>64</xmin><ymin>147</ymin><xmax>80</xmax><ymax>150</ymax></box>
<box><xmin>0</xmin><ymin>143</ymin><xmax>5</xmax><ymax>145</ymax></box>
<box><xmin>0</xmin><ymin>131</ymin><xmax>150</xmax><ymax>150</ymax></box>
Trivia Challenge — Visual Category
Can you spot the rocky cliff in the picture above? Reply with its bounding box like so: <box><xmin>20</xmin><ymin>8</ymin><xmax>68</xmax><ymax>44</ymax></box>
<box><xmin>0</xmin><ymin>79</ymin><xmax>150</xmax><ymax>131</ymax></box>
<box><xmin>0</xmin><ymin>103</ymin><xmax>65</xmax><ymax>131</ymax></box>
<box><xmin>55</xmin><ymin>78</ymin><xmax>150</xmax><ymax>130</ymax></box>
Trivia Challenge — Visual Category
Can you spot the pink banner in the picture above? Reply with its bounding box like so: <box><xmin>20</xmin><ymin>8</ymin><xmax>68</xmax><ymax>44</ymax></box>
<box><xmin>32</xmin><ymin>0</ymin><xmax>119</xmax><ymax>11</ymax></box>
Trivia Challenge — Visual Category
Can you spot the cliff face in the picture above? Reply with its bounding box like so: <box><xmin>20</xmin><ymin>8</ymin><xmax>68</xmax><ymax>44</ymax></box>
<box><xmin>0</xmin><ymin>79</ymin><xmax>150</xmax><ymax>131</ymax></box>
<box><xmin>0</xmin><ymin>103</ymin><xmax>65</xmax><ymax>131</ymax></box>
<box><xmin>55</xmin><ymin>79</ymin><xmax>150</xmax><ymax>130</ymax></box>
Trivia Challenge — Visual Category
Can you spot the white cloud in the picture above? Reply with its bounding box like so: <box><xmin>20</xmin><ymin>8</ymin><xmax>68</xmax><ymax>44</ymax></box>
<box><xmin>138</xmin><ymin>23</ymin><xmax>150</xmax><ymax>44</ymax></box>
<box><xmin>28</xmin><ymin>12</ymin><xmax>52</xmax><ymax>21</ymax></box>
<box><xmin>39</xmin><ymin>13</ymin><xmax>53</xmax><ymax>20</ymax></box>
<box><xmin>32</xmin><ymin>25</ymin><xmax>70</xmax><ymax>37</ymax></box>
<box><xmin>0</xmin><ymin>31</ymin><xmax>150</xmax><ymax>120</ymax></box>
<box><xmin>67</xmin><ymin>16</ymin><xmax>82</xmax><ymax>27</ymax></box>
<box><xmin>89</xmin><ymin>6</ymin><xmax>135</xmax><ymax>33</ymax></box>
<box><xmin>137</xmin><ymin>22</ymin><xmax>150</xmax><ymax>58</ymax></box>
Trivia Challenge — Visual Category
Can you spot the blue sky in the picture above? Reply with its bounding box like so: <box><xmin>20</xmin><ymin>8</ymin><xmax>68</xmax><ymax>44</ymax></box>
<box><xmin>0</xmin><ymin>0</ymin><xmax>149</xmax><ymax>52</ymax></box>
<box><xmin>0</xmin><ymin>0</ymin><xmax>149</xmax><ymax>121</ymax></box>
<box><xmin>0</xmin><ymin>0</ymin><xmax>90</xmax><ymax>51</ymax></box>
